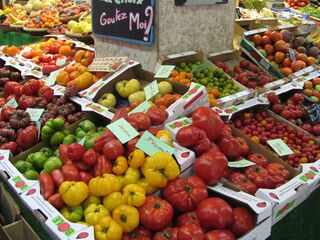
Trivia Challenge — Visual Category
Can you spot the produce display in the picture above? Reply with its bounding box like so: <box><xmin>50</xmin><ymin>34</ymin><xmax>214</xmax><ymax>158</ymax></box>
<box><xmin>249</xmin><ymin>30</ymin><xmax>319</xmax><ymax>76</ymax></box>
<box><xmin>96</xmin><ymin>79</ymin><xmax>181</xmax><ymax>110</ymax></box>
<box><xmin>268</xmin><ymin>90</ymin><xmax>320</xmax><ymax>137</ymax></box>
<box><xmin>20</xmin><ymin>38</ymin><xmax>76</xmax><ymax>74</ymax></box>
<box><xmin>0</xmin><ymin>66</ymin><xmax>22</xmax><ymax>88</ymax></box>
<box><xmin>168</xmin><ymin>61</ymin><xmax>244</xmax><ymax>106</ymax></box>
<box><xmin>286</xmin><ymin>0</ymin><xmax>309</xmax><ymax>9</ymax></box>
<box><xmin>0</xmin><ymin>6</ymin><xmax>320</xmax><ymax>239</ymax></box>
<box><xmin>232</xmin><ymin>109</ymin><xmax>320</xmax><ymax>167</ymax></box>
<box><xmin>303</xmin><ymin>77</ymin><xmax>320</xmax><ymax>102</ymax></box>
<box><xmin>299</xmin><ymin>6</ymin><xmax>320</xmax><ymax>19</ymax></box>
<box><xmin>214</xmin><ymin>59</ymin><xmax>276</xmax><ymax>89</ymax></box>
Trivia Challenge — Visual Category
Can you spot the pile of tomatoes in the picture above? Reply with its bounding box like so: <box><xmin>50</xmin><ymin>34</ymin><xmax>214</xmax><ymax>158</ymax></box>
<box><xmin>286</xmin><ymin>0</ymin><xmax>309</xmax><ymax>9</ymax></box>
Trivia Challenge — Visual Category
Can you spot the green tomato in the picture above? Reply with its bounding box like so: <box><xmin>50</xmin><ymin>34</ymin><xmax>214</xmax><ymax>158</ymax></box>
<box><xmin>53</xmin><ymin>118</ymin><xmax>65</xmax><ymax>130</ymax></box>
<box><xmin>76</xmin><ymin>129</ymin><xmax>87</xmax><ymax>138</ymax></box>
<box><xmin>40</xmin><ymin>147</ymin><xmax>54</xmax><ymax>158</ymax></box>
<box><xmin>26</xmin><ymin>153</ymin><xmax>36</xmax><ymax>165</ymax></box>
<box><xmin>45</xmin><ymin>119</ymin><xmax>55</xmax><ymax>129</ymax></box>
<box><xmin>33</xmin><ymin>152</ymin><xmax>48</xmax><ymax>171</ymax></box>
<box><xmin>23</xmin><ymin>170</ymin><xmax>39</xmax><ymax>180</ymax></box>
<box><xmin>15</xmin><ymin>160</ymin><xmax>33</xmax><ymax>173</ymax></box>
<box><xmin>63</xmin><ymin>134</ymin><xmax>77</xmax><ymax>144</ymax></box>
<box><xmin>44</xmin><ymin>157</ymin><xmax>63</xmax><ymax>174</ymax></box>
<box><xmin>84</xmin><ymin>133</ymin><xmax>101</xmax><ymax>150</ymax></box>
<box><xmin>63</xmin><ymin>129</ymin><xmax>72</xmax><ymax>136</ymax></box>
<box><xmin>78</xmin><ymin>120</ymin><xmax>96</xmax><ymax>133</ymax></box>
<box><xmin>41</xmin><ymin>126</ymin><xmax>54</xmax><ymax>142</ymax></box>
<box><xmin>50</xmin><ymin>131</ymin><xmax>65</xmax><ymax>146</ymax></box>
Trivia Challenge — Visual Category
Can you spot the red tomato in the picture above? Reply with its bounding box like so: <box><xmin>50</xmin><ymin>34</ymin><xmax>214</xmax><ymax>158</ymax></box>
<box><xmin>229</xmin><ymin>207</ymin><xmax>255</xmax><ymax>237</ymax></box>
<box><xmin>153</xmin><ymin>227</ymin><xmax>178</xmax><ymax>240</ymax></box>
<box><xmin>122</xmin><ymin>226</ymin><xmax>152</xmax><ymax>240</ymax></box>
<box><xmin>163</xmin><ymin>176</ymin><xmax>208</xmax><ymax>212</ymax></box>
<box><xmin>197</xmin><ymin>197</ymin><xmax>234</xmax><ymax>229</ymax></box>
<box><xmin>228</xmin><ymin>172</ymin><xmax>258</xmax><ymax>195</ymax></box>
<box><xmin>177</xmin><ymin>224</ymin><xmax>205</xmax><ymax>240</ymax></box>
<box><xmin>205</xmin><ymin>230</ymin><xmax>235</xmax><ymax>240</ymax></box>
<box><xmin>67</xmin><ymin>143</ymin><xmax>86</xmax><ymax>161</ymax></box>
<box><xmin>139</xmin><ymin>196</ymin><xmax>174</xmax><ymax>231</ymax></box>
<box><xmin>176</xmin><ymin>211</ymin><xmax>202</xmax><ymax>228</ymax></box>
<box><xmin>61</xmin><ymin>163</ymin><xmax>80</xmax><ymax>181</ymax></box>
<box><xmin>194</xmin><ymin>150</ymin><xmax>228</xmax><ymax>185</ymax></box>
<box><xmin>217</xmin><ymin>136</ymin><xmax>242</xmax><ymax>160</ymax></box>
<box><xmin>82</xmin><ymin>149</ymin><xmax>98</xmax><ymax>166</ymax></box>
<box><xmin>247</xmin><ymin>153</ymin><xmax>268</xmax><ymax>167</ymax></box>
<box><xmin>192</xmin><ymin>107</ymin><xmax>224</xmax><ymax>141</ymax></box>
<box><xmin>103</xmin><ymin>139</ymin><xmax>125</xmax><ymax>161</ymax></box>
<box><xmin>244</xmin><ymin>165</ymin><xmax>276</xmax><ymax>189</ymax></box>
<box><xmin>266</xmin><ymin>163</ymin><xmax>290</xmax><ymax>185</ymax></box>
<box><xmin>236</xmin><ymin>137</ymin><xmax>250</xmax><ymax>156</ymax></box>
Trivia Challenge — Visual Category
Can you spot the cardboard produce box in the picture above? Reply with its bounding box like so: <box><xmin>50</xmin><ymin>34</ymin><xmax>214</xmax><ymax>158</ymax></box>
<box><xmin>155</xmin><ymin>51</ymin><xmax>255</xmax><ymax>108</ymax></box>
<box><xmin>80</xmin><ymin>61</ymin><xmax>194</xmax><ymax>122</ymax></box>
<box><xmin>0</xmin><ymin>183</ymin><xmax>20</xmax><ymax>225</ymax></box>
<box><xmin>0</xmin><ymin>217</ymin><xmax>41</xmax><ymax>240</ymax></box>
<box><xmin>240</xmin><ymin>25</ymin><xmax>318</xmax><ymax>80</ymax></box>
<box><xmin>180</xmin><ymin>167</ymin><xmax>272</xmax><ymax>240</ymax></box>
<box><xmin>165</xmin><ymin>116</ymin><xmax>320</xmax><ymax>224</ymax></box>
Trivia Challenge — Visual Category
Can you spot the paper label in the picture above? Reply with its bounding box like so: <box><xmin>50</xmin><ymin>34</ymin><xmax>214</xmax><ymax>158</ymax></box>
<box><xmin>4</xmin><ymin>98</ymin><xmax>18</xmax><ymax>108</ymax></box>
<box><xmin>144</xmin><ymin>80</ymin><xmax>159</xmax><ymax>100</ymax></box>
<box><xmin>78</xmin><ymin>137</ymin><xmax>86</xmax><ymax>146</ymax></box>
<box><xmin>289</xmin><ymin>49</ymin><xmax>296</xmax><ymax>61</ymax></box>
<box><xmin>26</xmin><ymin>108</ymin><xmax>44</xmax><ymax>122</ymax></box>
<box><xmin>136</xmin><ymin>131</ymin><xmax>175</xmax><ymax>156</ymax></box>
<box><xmin>107</xmin><ymin>118</ymin><xmax>139</xmax><ymax>144</ymax></box>
<box><xmin>46</xmin><ymin>70</ymin><xmax>60</xmax><ymax>86</ymax></box>
<box><xmin>129</xmin><ymin>101</ymin><xmax>150</xmax><ymax>114</ymax></box>
<box><xmin>88</xmin><ymin>57</ymin><xmax>127</xmax><ymax>72</ymax></box>
<box><xmin>56</xmin><ymin>57</ymin><xmax>67</xmax><ymax>67</ymax></box>
<box><xmin>228</xmin><ymin>159</ymin><xmax>256</xmax><ymax>168</ymax></box>
<box><xmin>267</xmin><ymin>139</ymin><xmax>294</xmax><ymax>157</ymax></box>
<box><xmin>155</xmin><ymin>65</ymin><xmax>176</xmax><ymax>78</ymax></box>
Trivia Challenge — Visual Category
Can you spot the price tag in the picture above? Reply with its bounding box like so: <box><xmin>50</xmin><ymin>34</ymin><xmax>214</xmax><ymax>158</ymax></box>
<box><xmin>144</xmin><ymin>80</ymin><xmax>159</xmax><ymax>100</ymax></box>
<box><xmin>107</xmin><ymin>118</ymin><xmax>139</xmax><ymax>144</ymax></box>
<box><xmin>136</xmin><ymin>131</ymin><xmax>175</xmax><ymax>156</ymax></box>
<box><xmin>78</xmin><ymin>137</ymin><xmax>86</xmax><ymax>146</ymax></box>
<box><xmin>129</xmin><ymin>101</ymin><xmax>150</xmax><ymax>114</ymax></box>
<box><xmin>88</xmin><ymin>57</ymin><xmax>127</xmax><ymax>72</ymax></box>
<box><xmin>46</xmin><ymin>70</ymin><xmax>60</xmax><ymax>86</ymax></box>
<box><xmin>26</xmin><ymin>108</ymin><xmax>44</xmax><ymax>122</ymax></box>
<box><xmin>289</xmin><ymin>49</ymin><xmax>296</xmax><ymax>61</ymax></box>
<box><xmin>267</xmin><ymin>139</ymin><xmax>294</xmax><ymax>157</ymax></box>
<box><xmin>36</xmin><ymin>121</ymin><xmax>41</xmax><ymax>140</ymax></box>
<box><xmin>4</xmin><ymin>98</ymin><xmax>18</xmax><ymax>108</ymax></box>
<box><xmin>228</xmin><ymin>159</ymin><xmax>256</xmax><ymax>168</ymax></box>
<box><xmin>260</xmin><ymin>58</ymin><xmax>270</xmax><ymax>70</ymax></box>
<box><xmin>56</xmin><ymin>57</ymin><xmax>67</xmax><ymax>67</ymax></box>
<box><xmin>307</xmin><ymin>104</ymin><xmax>320</xmax><ymax>125</ymax></box>
<box><xmin>155</xmin><ymin>65</ymin><xmax>176</xmax><ymax>78</ymax></box>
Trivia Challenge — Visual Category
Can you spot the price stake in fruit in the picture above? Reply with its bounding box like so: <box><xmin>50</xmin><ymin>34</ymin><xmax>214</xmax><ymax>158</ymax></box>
<box><xmin>107</xmin><ymin>118</ymin><xmax>139</xmax><ymax>144</ymax></box>
<box><xmin>26</xmin><ymin>108</ymin><xmax>44</xmax><ymax>122</ymax></box>
<box><xmin>267</xmin><ymin>139</ymin><xmax>294</xmax><ymax>157</ymax></box>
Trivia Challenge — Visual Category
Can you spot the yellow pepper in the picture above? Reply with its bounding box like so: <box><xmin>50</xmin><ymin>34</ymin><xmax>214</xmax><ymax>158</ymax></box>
<box><xmin>141</xmin><ymin>152</ymin><xmax>180</xmax><ymax>188</ymax></box>
<box><xmin>137</xmin><ymin>178</ymin><xmax>158</xmax><ymax>195</ymax></box>
<box><xmin>82</xmin><ymin>195</ymin><xmax>102</xmax><ymax>209</ymax></box>
<box><xmin>103</xmin><ymin>192</ymin><xmax>124</xmax><ymax>212</ymax></box>
<box><xmin>89</xmin><ymin>174</ymin><xmax>121</xmax><ymax>197</ymax></box>
<box><xmin>122</xmin><ymin>184</ymin><xmax>146</xmax><ymax>207</ymax></box>
<box><xmin>59</xmin><ymin>181</ymin><xmax>89</xmax><ymax>207</ymax></box>
<box><xmin>84</xmin><ymin>203</ymin><xmax>110</xmax><ymax>226</ymax></box>
<box><xmin>113</xmin><ymin>204</ymin><xmax>139</xmax><ymax>233</ymax></box>
<box><xmin>156</xmin><ymin>130</ymin><xmax>173</xmax><ymax>146</ymax></box>
<box><xmin>113</xmin><ymin>156</ymin><xmax>128</xmax><ymax>175</ymax></box>
<box><xmin>128</xmin><ymin>149</ymin><xmax>145</xmax><ymax>169</ymax></box>
<box><xmin>123</xmin><ymin>167</ymin><xmax>141</xmax><ymax>186</ymax></box>
<box><xmin>94</xmin><ymin>216</ymin><xmax>123</xmax><ymax>240</ymax></box>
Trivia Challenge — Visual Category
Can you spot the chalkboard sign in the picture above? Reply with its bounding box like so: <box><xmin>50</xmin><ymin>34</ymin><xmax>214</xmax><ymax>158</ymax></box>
<box><xmin>92</xmin><ymin>0</ymin><xmax>155</xmax><ymax>46</ymax></box>
<box><xmin>175</xmin><ymin>0</ymin><xmax>228</xmax><ymax>6</ymax></box>
<box><xmin>307</xmin><ymin>103</ymin><xmax>320</xmax><ymax>125</ymax></box>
